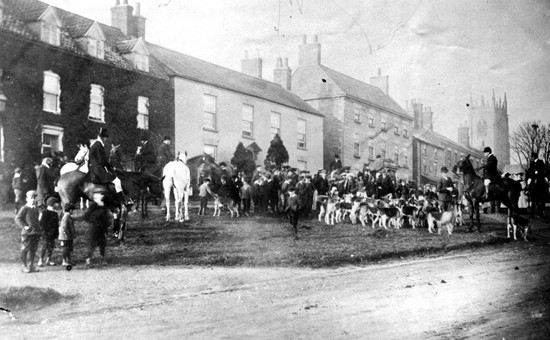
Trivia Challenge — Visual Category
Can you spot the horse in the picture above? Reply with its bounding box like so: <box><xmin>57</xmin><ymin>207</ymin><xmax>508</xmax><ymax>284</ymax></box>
<box><xmin>455</xmin><ymin>155</ymin><xmax>521</xmax><ymax>234</ymax></box>
<box><xmin>162</xmin><ymin>153</ymin><xmax>191</xmax><ymax>222</ymax></box>
<box><xmin>56</xmin><ymin>170</ymin><xmax>127</xmax><ymax>240</ymax></box>
<box><xmin>59</xmin><ymin>144</ymin><xmax>89</xmax><ymax>176</ymax></box>
<box><xmin>116</xmin><ymin>171</ymin><xmax>163</xmax><ymax>220</ymax></box>
<box><xmin>186</xmin><ymin>154</ymin><xmax>223</xmax><ymax>194</ymax></box>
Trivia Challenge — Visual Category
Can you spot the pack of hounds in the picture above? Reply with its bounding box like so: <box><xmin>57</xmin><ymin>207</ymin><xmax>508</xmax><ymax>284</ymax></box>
<box><xmin>315</xmin><ymin>187</ymin><xmax>529</xmax><ymax>241</ymax></box>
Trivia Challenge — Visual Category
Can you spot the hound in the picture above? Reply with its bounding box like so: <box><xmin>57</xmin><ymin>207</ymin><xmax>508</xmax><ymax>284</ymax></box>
<box><xmin>508</xmin><ymin>215</ymin><xmax>530</xmax><ymax>241</ymax></box>
<box><xmin>213</xmin><ymin>196</ymin><xmax>239</xmax><ymax>218</ymax></box>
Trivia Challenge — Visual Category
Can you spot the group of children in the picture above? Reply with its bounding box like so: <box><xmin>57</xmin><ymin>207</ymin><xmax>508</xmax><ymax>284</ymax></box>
<box><xmin>14</xmin><ymin>190</ymin><xmax>76</xmax><ymax>273</ymax></box>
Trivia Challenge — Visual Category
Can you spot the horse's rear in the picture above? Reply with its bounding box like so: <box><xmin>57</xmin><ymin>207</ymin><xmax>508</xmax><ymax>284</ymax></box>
<box><xmin>56</xmin><ymin>171</ymin><xmax>88</xmax><ymax>206</ymax></box>
<box><xmin>162</xmin><ymin>160</ymin><xmax>191</xmax><ymax>222</ymax></box>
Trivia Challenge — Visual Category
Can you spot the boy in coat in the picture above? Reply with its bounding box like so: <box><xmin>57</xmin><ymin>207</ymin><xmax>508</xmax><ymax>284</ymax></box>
<box><xmin>15</xmin><ymin>190</ymin><xmax>41</xmax><ymax>273</ymax></box>
<box><xmin>38</xmin><ymin>197</ymin><xmax>60</xmax><ymax>267</ymax></box>
<box><xmin>59</xmin><ymin>203</ymin><xmax>76</xmax><ymax>266</ymax></box>
<box><xmin>285</xmin><ymin>186</ymin><xmax>301</xmax><ymax>239</ymax></box>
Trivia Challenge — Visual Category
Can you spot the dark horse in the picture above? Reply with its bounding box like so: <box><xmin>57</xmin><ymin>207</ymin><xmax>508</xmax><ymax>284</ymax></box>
<box><xmin>117</xmin><ymin>171</ymin><xmax>163</xmax><ymax>219</ymax></box>
<box><xmin>186</xmin><ymin>154</ymin><xmax>224</xmax><ymax>194</ymax></box>
<box><xmin>56</xmin><ymin>170</ymin><xmax>162</xmax><ymax>240</ymax></box>
<box><xmin>455</xmin><ymin>155</ymin><xmax>521</xmax><ymax>234</ymax></box>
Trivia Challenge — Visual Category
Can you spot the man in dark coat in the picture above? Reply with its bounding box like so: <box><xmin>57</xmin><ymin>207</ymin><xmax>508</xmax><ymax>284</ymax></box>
<box><xmin>526</xmin><ymin>151</ymin><xmax>548</xmax><ymax>216</ymax></box>
<box><xmin>329</xmin><ymin>154</ymin><xmax>343</xmax><ymax>173</ymax></box>
<box><xmin>35</xmin><ymin>156</ymin><xmax>55</xmax><ymax>208</ymax></box>
<box><xmin>89</xmin><ymin>128</ymin><xmax>126</xmax><ymax>204</ymax></box>
<box><xmin>136</xmin><ymin>136</ymin><xmax>157</xmax><ymax>173</ymax></box>
<box><xmin>481</xmin><ymin>146</ymin><xmax>499</xmax><ymax>200</ymax></box>
<box><xmin>437</xmin><ymin>166</ymin><xmax>455</xmax><ymax>211</ymax></box>
<box><xmin>157</xmin><ymin>136</ymin><xmax>173</xmax><ymax>170</ymax></box>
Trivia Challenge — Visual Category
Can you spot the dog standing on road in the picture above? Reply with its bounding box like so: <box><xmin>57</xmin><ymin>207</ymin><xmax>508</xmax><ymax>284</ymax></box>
<box><xmin>508</xmin><ymin>215</ymin><xmax>530</xmax><ymax>241</ymax></box>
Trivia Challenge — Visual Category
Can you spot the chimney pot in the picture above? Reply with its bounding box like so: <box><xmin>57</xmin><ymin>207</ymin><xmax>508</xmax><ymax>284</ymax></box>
<box><xmin>276</xmin><ymin>57</ymin><xmax>282</xmax><ymax>67</ymax></box>
<box><xmin>303</xmin><ymin>34</ymin><xmax>307</xmax><ymax>44</ymax></box>
<box><xmin>135</xmin><ymin>2</ymin><xmax>141</xmax><ymax>16</ymax></box>
<box><xmin>116</xmin><ymin>0</ymin><xmax>121</xmax><ymax>5</ymax></box>
<box><xmin>284</xmin><ymin>57</ymin><xmax>288</xmax><ymax>67</ymax></box>
<box><xmin>314</xmin><ymin>34</ymin><xmax>318</xmax><ymax>43</ymax></box>
<box><xmin>122</xmin><ymin>0</ymin><xmax>128</xmax><ymax>4</ymax></box>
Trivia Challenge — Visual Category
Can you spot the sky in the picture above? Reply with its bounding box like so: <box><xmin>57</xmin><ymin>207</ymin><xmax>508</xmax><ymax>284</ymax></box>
<box><xmin>42</xmin><ymin>0</ymin><xmax>550</xmax><ymax>143</ymax></box>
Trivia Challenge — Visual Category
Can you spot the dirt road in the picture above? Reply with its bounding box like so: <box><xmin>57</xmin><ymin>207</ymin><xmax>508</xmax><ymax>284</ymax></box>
<box><xmin>1</xmin><ymin>242</ymin><xmax>549</xmax><ymax>339</ymax></box>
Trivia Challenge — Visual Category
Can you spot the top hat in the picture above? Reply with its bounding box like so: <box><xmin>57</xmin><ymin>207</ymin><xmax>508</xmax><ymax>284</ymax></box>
<box><xmin>483</xmin><ymin>147</ymin><xmax>492</xmax><ymax>153</ymax></box>
<box><xmin>531</xmin><ymin>151</ymin><xmax>538</xmax><ymax>158</ymax></box>
<box><xmin>440</xmin><ymin>166</ymin><xmax>448</xmax><ymax>173</ymax></box>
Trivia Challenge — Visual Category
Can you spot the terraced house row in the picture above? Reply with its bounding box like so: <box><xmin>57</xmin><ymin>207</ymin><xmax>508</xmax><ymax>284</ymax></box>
<box><xmin>0</xmin><ymin>0</ymin><xmax>487</xmax><ymax>186</ymax></box>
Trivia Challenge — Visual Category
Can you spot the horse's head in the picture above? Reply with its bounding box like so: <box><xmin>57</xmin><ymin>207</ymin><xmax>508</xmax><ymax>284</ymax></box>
<box><xmin>455</xmin><ymin>154</ymin><xmax>472</xmax><ymax>173</ymax></box>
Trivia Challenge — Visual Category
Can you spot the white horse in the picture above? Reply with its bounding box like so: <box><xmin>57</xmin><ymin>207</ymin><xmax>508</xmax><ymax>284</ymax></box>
<box><xmin>162</xmin><ymin>152</ymin><xmax>191</xmax><ymax>222</ymax></box>
<box><xmin>60</xmin><ymin>143</ymin><xmax>89</xmax><ymax>176</ymax></box>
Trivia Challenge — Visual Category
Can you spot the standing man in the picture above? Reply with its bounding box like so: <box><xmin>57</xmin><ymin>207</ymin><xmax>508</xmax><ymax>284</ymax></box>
<box><xmin>481</xmin><ymin>147</ymin><xmax>499</xmax><ymax>200</ymax></box>
<box><xmin>35</xmin><ymin>156</ymin><xmax>55</xmax><ymax>209</ymax></box>
<box><xmin>136</xmin><ymin>136</ymin><xmax>157</xmax><ymax>173</ymax></box>
<box><xmin>526</xmin><ymin>151</ymin><xmax>548</xmax><ymax>217</ymax></box>
<box><xmin>157</xmin><ymin>136</ymin><xmax>173</xmax><ymax>170</ymax></box>
<box><xmin>437</xmin><ymin>166</ymin><xmax>455</xmax><ymax>212</ymax></box>
<box><xmin>88</xmin><ymin>128</ymin><xmax>127</xmax><ymax>205</ymax></box>
<box><xmin>329</xmin><ymin>154</ymin><xmax>343</xmax><ymax>174</ymax></box>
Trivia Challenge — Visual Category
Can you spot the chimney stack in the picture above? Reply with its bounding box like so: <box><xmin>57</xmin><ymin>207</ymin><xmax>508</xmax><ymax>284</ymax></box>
<box><xmin>298</xmin><ymin>34</ymin><xmax>321</xmax><ymax>66</ymax></box>
<box><xmin>274</xmin><ymin>56</ymin><xmax>292</xmax><ymax>91</ymax></box>
<box><xmin>370</xmin><ymin>68</ymin><xmax>389</xmax><ymax>96</ymax></box>
<box><xmin>133</xmin><ymin>2</ymin><xmax>146</xmax><ymax>38</ymax></box>
<box><xmin>111</xmin><ymin>0</ymin><xmax>134</xmax><ymax>36</ymax></box>
<box><xmin>241</xmin><ymin>50</ymin><xmax>263</xmax><ymax>79</ymax></box>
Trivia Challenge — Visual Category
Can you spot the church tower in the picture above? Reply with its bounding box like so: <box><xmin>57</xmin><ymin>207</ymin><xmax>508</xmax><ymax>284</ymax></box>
<box><xmin>467</xmin><ymin>90</ymin><xmax>510</xmax><ymax>166</ymax></box>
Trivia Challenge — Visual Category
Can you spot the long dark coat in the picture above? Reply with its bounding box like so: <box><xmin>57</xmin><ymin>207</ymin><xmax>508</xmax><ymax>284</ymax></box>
<box><xmin>157</xmin><ymin>142</ymin><xmax>173</xmax><ymax>168</ymax></box>
<box><xmin>89</xmin><ymin>140</ymin><xmax>115</xmax><ymax>184</ymax></box>
<box><xmin>482</xmin><ymin>154</ymin><xmax>499</xmax><ymax>181</ymax></box>
<box><xmin>36</xmin><ymin>164</ymin><xmax>55</xmax><ymax>205</ymax></box>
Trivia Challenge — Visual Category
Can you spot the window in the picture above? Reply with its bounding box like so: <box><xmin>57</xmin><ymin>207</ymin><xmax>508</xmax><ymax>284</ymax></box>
<box><xmin>434</xmin><ymin>161</ymin><xmax>438</xmax><ymax>173</ymax></box>
<box><xmin>41</xmin><ymin>125</ymin><xmax>64</xmax><ymax>155</ymax></box>
<box><xmin>297</xmin><ymin>119</ymin><xmax>306</xmax><ymax>149</ymax></box>
<box><xmin>368</xmin><ymin>141</ymin><xmax>374</xmax><ymax>160</ymax></box>
<box><xmin>271</xmin><ymin>112</ymin><xmax>281</xmax><ymax>138</ymax></box>
<box><xmin>446</xmin><ymin>150</ymin><xmax>452</xmax><ymax>166</ymax></box>
<box><xmin>353</xmin><ymin>133</ymin><xmax>360</xmax><ymax>157</ymax></box>
<box><xmin>423</xmin><ymin>159</ymin><xmax>427</xmax><ymax>174</ymax></box>
<box><xmin>203</xmin><ymin>94</ymin><xmax>217</xmax><ymax>130</ymax></box>
<box><xmin>43</xmin><ymin>71</ymin><xmax>60</xmax><ymax>114</ymax></box>
<box><xmin>203</xmin><ymin>144</ymin><xmax>217</xmax><ymax>160</ymax></box>
<box><xmin>41</xmin><ymin>22</ymin><xmax>60</xmax><ymax>46</ymax></box>
<box><xmin>403</xmin><ymin>155</ymin><xmax>408</xmax><ymax>168</ymax></box>
<box><xmin>135</xmin><ymin>52</ymin><xmax>149</xmax><ymax>72</ymax></box>
<box><xmin>381</xmin><ymin>117</ymin><xmax>387</xmax><ymax>130</ymax></box>
<box><xmin>368</xmin><ymin>112</ymin><xmax>375</xmax><ymax>126</ymax></box>
<box><xmin>297</xmin><ymin>160</ymin><xmax>307</xmax><ymax>171</ymax></box>
<box><xmin>394</xmin><ymin>125</ymin><xmax>399</xmax><ymax>135</ymax></box>
<box><xmin>88</xmin><ymin>38</ymin><xmax>105</xmax><ymax>59</ymax></box>
<box><xmin>393</xmin><ymin>146</ymin><xmax>399</xmax><ymax>163</ymax></box>
<box><xmin>353</xmin><ymin>103</ymin><xmax>361</xmax><ymax>122</ymax></box>
<box><xmin>242</xmin><ymin>105</ymin><xmax>254</xmax><ymax>138</ymax></box>
<box><xmin>434</xmin><ymin>149</ymin><xmax>438</xmax><ymax>160</ymax></box>
<box><xmin>403</xmin><ymin>128</ymin><xmax>408</xmax><ymax>137</ymax></box>
<box><xmin>89</xmin><ymin>84</ymin><xmax>104</xmax><ymax>122</ymax></box>
<box><xmin>381</xmin><ymin>142</ymin><xmax>386</xmax><ymax>159</ymax></box>
<box><xmin>422</xmin><ymin>144</ymin><xmax>427</xmax><ymax>156</ymax></box>
<box><xmin>137</xmin><ymin>96</ymin><xmax>149</xmax><ymax>129</ymax></box>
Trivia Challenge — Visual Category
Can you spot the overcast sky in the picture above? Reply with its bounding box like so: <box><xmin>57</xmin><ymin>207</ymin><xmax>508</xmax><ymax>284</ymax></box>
<box><xmin>43</xmin><ymin>0</ymin><xmax>550</xmax><ymax>142</ymax></box>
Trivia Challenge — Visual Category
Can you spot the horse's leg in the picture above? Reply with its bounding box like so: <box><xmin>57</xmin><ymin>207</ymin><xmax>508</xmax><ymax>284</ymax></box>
<box><xmin>183</xmin><ymin>188</ymin><xmax>189</xmax><ymax>221</ymax></box>
<box><xmin>164</xmin><ymin>186</ymin><xmax>171</xmax><ymax>221</ymax></box>
<box><xmin>475</xmin><ymin>201</ymin><xmax>481</xmax><ymax>232</ymax></box>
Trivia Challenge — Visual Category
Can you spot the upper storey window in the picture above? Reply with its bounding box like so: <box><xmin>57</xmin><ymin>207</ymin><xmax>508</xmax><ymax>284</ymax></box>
<box><xmin>80</xmin><ymin>22</ymin><xmax>106</xmax><ymax>60</ymax></box>
<box><xmin>37</xmin><ymin>6</ymin><xmax>62</xmax><ymax>46</ymax></box>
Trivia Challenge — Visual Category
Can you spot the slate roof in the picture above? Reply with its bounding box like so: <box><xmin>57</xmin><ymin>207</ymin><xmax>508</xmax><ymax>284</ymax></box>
<box><xmin>319</xmin><ymin>65</ymin><xmax>410</xmax><ymax>119</ymax></box>
<box><xmin>147</xmin><ymin>43</ymin><xmax>321</xmax><ymax>116</ymax></box>
<box><xmin>1</xmin><ymin>0</ymin><xmax>168</xmax><ymax>79</ymax></box>
<box><xmin>413</xmin><ymin>127</ymin><xmax>482</xmax><ymax>156</ymax></box>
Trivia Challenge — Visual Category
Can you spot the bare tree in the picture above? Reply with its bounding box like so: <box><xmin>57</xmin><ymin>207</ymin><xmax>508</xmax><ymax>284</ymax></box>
<box><xmin>510</xmin><ymin>120</ymin><xmax>549</xmax><ymax>169</ymax></box>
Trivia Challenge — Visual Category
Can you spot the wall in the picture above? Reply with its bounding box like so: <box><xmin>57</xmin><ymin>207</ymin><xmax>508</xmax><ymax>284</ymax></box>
<box><xmin>172</xmin><ymin>77</ymin><xmax>323</xmax><ymax>171</ymax></box>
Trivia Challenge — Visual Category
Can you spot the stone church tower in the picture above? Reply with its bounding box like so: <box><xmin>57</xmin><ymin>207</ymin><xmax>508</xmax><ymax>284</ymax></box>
<box><xmin>463</xmin><ymin>90</ymin><xmax>510</xmax><ymax>166</ymax></box>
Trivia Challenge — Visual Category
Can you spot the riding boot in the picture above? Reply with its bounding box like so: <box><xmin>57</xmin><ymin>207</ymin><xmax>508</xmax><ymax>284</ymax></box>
<box><xmin>482</xmin><ymin>184</ymin><xmax>490</xmax><ymax>200</ymax></box>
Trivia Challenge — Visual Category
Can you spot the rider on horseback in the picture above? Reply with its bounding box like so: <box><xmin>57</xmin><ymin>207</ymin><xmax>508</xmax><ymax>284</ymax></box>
<box><xmin>481</xmin><ymin>146</ymin><xmax>499</xmax><ymax>200</ymax></box>
<box><xmin>88</xmin><ymin>128</ymin><xmax>128</xmax><ymax>205</ymax></box>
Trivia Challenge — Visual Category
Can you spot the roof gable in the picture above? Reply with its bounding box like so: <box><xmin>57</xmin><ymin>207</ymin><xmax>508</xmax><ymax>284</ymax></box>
<box><xmin>38</xmin><ymin>5</ymin><xmax>61</xmax><ymax>27</ymax></box>
<box><xmin>119</xmin><ymin>37</ymin><xmax>149</xmax><ymax>55</ymax></box>
<box><xmin>84</xmin><ymin>21</ymin><xmax>105</xmax><ymax>41</ymax></box>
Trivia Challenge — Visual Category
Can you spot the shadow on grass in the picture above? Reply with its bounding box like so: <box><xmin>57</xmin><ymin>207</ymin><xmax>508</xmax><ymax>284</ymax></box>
<box><xmin>0</xmin><ymin>286</ymin><xmax>75</xmax><ymax>313</ymax></box>
<box><xmin>0</xmin><ymin>208</ymin><xmax>519</xmax><ymax>269</ymax></box>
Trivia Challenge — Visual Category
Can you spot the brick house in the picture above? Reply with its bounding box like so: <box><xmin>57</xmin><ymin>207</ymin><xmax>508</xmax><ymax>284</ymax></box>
<box><xmin>408</xmin><ymin>100</ymin><xmax>484</xmax><ymax>185</ymax></box>
<box><xmin>147</xmin><ymin>44</ymin><xmax>324</xmax><ymax>171</ymax></box>
<box><xmin>0</xmin><ymin>0</ymin><xmax>173</xmax><ymax>189</ymax></box>
<box><xmin>289</xmin><ymin>35</ymin><xmax>414</xmax><ymax>179</ymax></box>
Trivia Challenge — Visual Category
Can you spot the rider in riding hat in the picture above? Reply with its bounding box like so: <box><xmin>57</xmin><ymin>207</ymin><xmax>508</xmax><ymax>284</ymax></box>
<box><xmin>88</xmin><ymin>128</ymin><xmax>129</xmax><ymax>205</ymax></box>
<box><xmin>481</xmin><ymin>146</ymin><xmax>499</xmax><ymax>200</ymax></box>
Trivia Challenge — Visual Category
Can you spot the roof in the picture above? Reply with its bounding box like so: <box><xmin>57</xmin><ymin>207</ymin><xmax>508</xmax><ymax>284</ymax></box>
<box><xmin>413</xmin><ymin>127</ymin><xmax>483</xmax><ymax>156</ymax></box>
<box><xmin>147</xmin><ymin>43</ymin><xmax>322</xmax><ymax>117</ymax></box>
<box><xmin>246</xmin><ymin>142</ymin><xmax>262</xmax><ymax>153</ymax></box>
<box><xmin>1</xmin><ymin>0</ymin><xmax>168</xmax><ymax>79</ymax></box>
<box><xmin>319</xmin><ymin>65</ymin><xmax>410</xmax><ymax>119</ymax></box>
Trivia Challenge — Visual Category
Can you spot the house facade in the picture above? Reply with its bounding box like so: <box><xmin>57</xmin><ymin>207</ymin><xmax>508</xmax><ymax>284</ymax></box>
<box><xmin>409</xmin><ymin>100</ymin><xmax>484</xmax><ymax>185</ymax></box>
<box><xmin>289</xmin><ymin>35</ymin><xmax>414</xmax><ymax>179</ymax></box>
<box><xmin>0</xmin><ymin>0</ymin><xmax>174</xmax><ymax>184</ymax></box>
<box><xmin>148</xmin><ymin>43</ymin><xmax>324</xmax><ymax>171</ymax></box>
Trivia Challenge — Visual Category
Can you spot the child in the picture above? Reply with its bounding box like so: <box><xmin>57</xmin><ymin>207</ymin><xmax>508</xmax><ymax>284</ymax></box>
<box><xmin>198</xmin><ymin>178</ymin><xmax>217</xmax><ymax>215</ymax></box>
<box><xmin>38</xmin><ymin>197</ymin><xmax>60</xmax><ymax>267</ymax></box>
<box><xmin>12</xmin><ymin>168</ymin><xmax>24</xmax><ymax>214</ymax></box>
<box><xmin>59</xmin><ymin>203</ymin><xmax>76</xmax><ymax>267</ymax></box>
<box><xmin>14</xmin><ymin>190</ymin><xmax>41</xmax><ymax>273</ymax></box>
<box><xmin>285</xmin><ymin>186</ymin><xmax>301</xmax><ymax>239</ymax></box>
<box><xmin>240</xmin><ymin>179</ymin><xmax>251</xmax><ymax>216</ymax></box>
<box><xmin>84</xmin><ymin>192</ymin><xmax>112</xmax><ymax>268</ymax></box>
